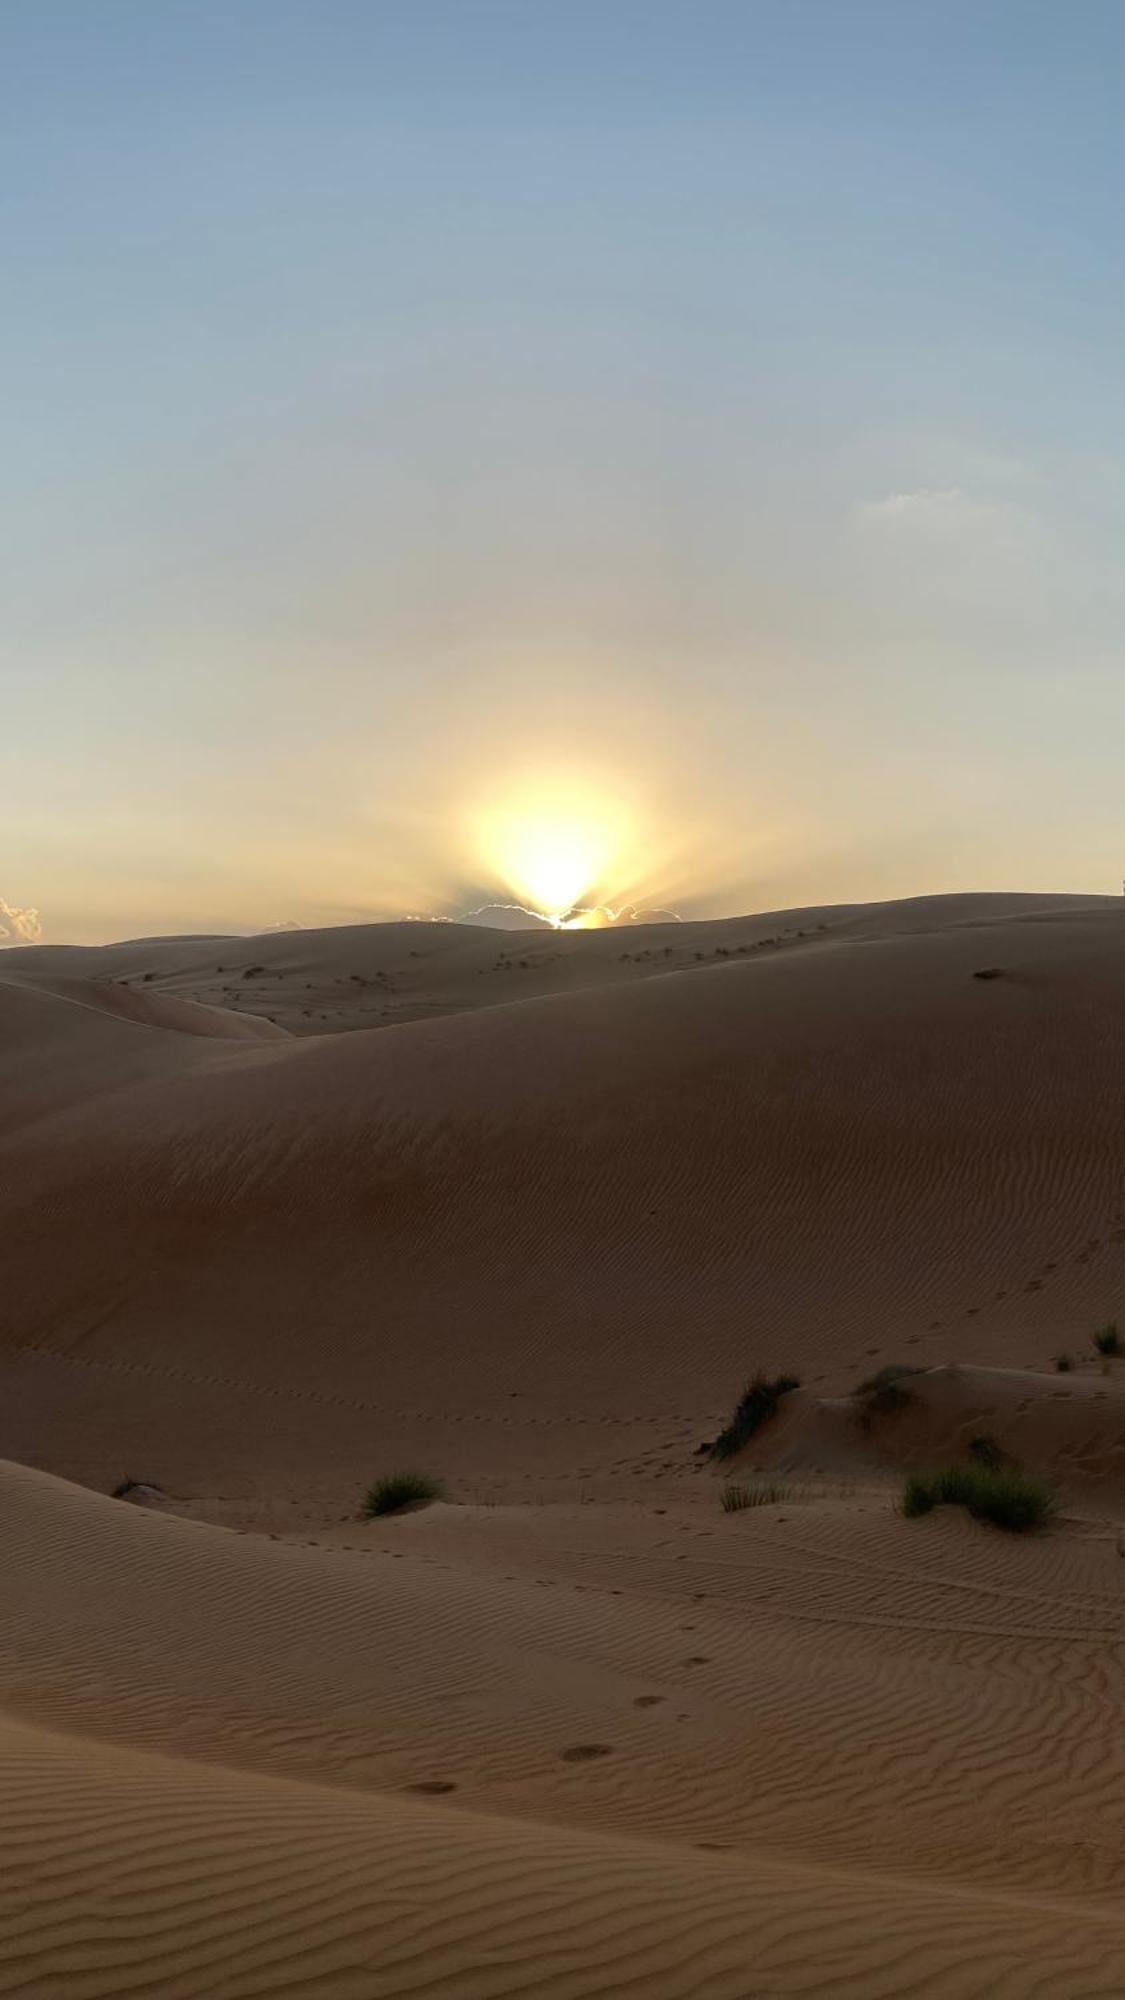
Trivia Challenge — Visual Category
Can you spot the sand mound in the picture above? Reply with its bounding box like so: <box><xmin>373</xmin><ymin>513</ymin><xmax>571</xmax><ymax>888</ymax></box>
<box><xmin>736</xmin><ymin>1363</ymin><xmax>1125</xmax><ymax>1498</ymax></box>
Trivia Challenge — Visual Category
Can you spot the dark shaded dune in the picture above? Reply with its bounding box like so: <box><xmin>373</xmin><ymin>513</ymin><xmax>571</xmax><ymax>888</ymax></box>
<box><xmin>3</xmin><ymin>889</ymin><xmax>1118</xmax><ymax>1038</ymax></box>
<box><xmin>4</xmin><ymin>900</ymin><xmax>1125</xmax><ymax>1501</ymax></box>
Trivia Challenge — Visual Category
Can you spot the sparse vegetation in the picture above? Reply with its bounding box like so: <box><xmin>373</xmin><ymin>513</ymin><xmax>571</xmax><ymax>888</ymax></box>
<box><xmin>710</xmin><ymin>1373</ymin><xmax>800</xmax><ymax>1460</ymax></box>
<box><xmin>901</xmin><ymin>1463</ymin><xmax>1056</xmax><ymax>1533</ymax></box>
<box><xmin>967</xmin><ymin>1433</ymin><xmax>1007</xmax><ymax>1470</ymax></box>
<box><xmin>972</xmin><ymin>967</ymin><xmax>1004</xmax><ymax>981</ymax></box>
<box><xmin>853</xmin><ymin>1362</ymin><xmax>925</xmax><ymax>1416</ymax></box>
<box><xmin>1093</xmin><ymin>1323</ymin><xmax>1122</xmax><ymax>1357</ymax></box>
<box><xmin>1054</xmin><ymin>1353</ymin><xmax>1073</xmax><ymax>1372</ymax></box>
<box><xmin>721</xmin><ymin>1480</ymin><xmax>789</xmax><ymax>1512</ymax></box>
<box><xmin>363</xmin><ymin>1472</ymin><xmax>445</xmax><ymax>1517</ymax></box>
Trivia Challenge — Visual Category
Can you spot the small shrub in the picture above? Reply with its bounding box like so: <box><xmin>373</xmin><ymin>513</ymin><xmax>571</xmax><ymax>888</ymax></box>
<box><xmin>363</xmin><ymin>1472</ymin><xmax>445</xmax><ymax>1518</ymax></box>
<box><xmin>854</xmin><ymin>1362</ymin><xmax>925</xmax><ymax>1416</ymax></box>
<box><xmin>1054</xmin><ymin>1353</ymin><xmax>1073</xmax><ymax>1372</ymax></box>
<box><xmin>967</xmin><ymin>1433</ymin><xmax>1007</xmax><ymax>1470</ymax></box>
<box><xmin>721</xmin><ymin>1481</ymin><xmax>789</xmax><ymax>1512</ymax></box>
<box><xmin>972</xmin><ymin>967</ymin><xmax>1004</xmax><ymax>981</ymax></box>
<box><xmin>901</xmin><ymin>1463</ymin><xmax>1056</xmax><ymax>1533</ymax></box>
<box><xmin>1093</xmin><ymin>1324</ymin><xmax>1122</xmax><ymax>1357</ymax></box>
<box><xmin>710</xmin><ymin>1374</ymin><xmax>800</xmax><ymax>1460</ymax></box>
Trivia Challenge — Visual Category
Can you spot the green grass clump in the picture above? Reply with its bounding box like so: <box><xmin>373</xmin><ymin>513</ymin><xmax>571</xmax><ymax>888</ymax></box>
<box><xmin>901</xmin><ymin>1463</ymin><xmax>1056</xmax><ymax>1533</ymax></box>
<box><xmin>853</xmin><ymin>1363</ymin><xmax>925</xmax><ymax>1416</ymax></box>
<box><xmin>1093</xmin><ymin>1323</ymin><xmax>1122</xmax><ymax>1357</ymax></box>
<box><xmin>363</xmin><ymin>1472</ymin><xmax>445</xmax><ymax>1518</ymax></box>
<box><xmin>710</xmin><ymin>1374</ymin><xmax>800</xmax><ymax>1460</ymax></box>
<box><xmin>721</xmin><ymin>1481</ymin><xmax>789</xmax><ymax>1513</ymax></box>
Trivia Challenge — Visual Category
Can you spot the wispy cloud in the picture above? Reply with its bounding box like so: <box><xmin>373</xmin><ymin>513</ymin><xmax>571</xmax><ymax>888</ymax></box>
<box><xmin>0</xmin><ymin>897</ymin><xmax>42</xmax><ymax>944</ymax></box>
<box><xmin>854</xmin><ymin>486</ymin><xmax>1038</xmax><ymax>560</ymax></box>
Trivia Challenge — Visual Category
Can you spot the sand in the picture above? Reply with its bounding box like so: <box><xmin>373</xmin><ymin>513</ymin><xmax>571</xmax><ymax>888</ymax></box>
<box><xmin>3</xmin><ymin>890</ymin><xmax>1125</xmax><ymax>1995</ymax></box>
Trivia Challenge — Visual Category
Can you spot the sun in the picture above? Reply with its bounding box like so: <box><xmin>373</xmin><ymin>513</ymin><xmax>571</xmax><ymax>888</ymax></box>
<box><xmin>499</xmin><ymin>812</ymin><xmax>607</xmax><ymax>918</ymax></box>
<box><xmin>470</xmin><ymin>780</ymin><xmax>632</xmax><ymax>922</ymax></box>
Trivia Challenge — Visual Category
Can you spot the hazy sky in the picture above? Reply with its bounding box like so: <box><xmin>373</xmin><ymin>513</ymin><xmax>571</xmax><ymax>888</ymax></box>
<box><xmin>3</xmin><ymin>1</ymin><xmax>1124</xmax><ymax>941</ymax></box>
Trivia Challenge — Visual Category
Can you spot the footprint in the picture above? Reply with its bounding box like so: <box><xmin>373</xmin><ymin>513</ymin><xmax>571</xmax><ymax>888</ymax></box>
<box><xmin>683</xmin><ymin>1655</ymin><xmax>711</xmax><ymax>1666</ymax></box>
<box><xmin>559</xmin><ymin>1743</ymin><xmax>614</xmax><ymax>1762</ymax></box>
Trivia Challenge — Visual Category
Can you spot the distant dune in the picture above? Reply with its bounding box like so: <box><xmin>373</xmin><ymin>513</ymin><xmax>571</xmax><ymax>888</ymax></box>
<box><xmin>4</xmin><ymin>890</ymin><xmax>1125</xmax><ymax>1993</ymax></box>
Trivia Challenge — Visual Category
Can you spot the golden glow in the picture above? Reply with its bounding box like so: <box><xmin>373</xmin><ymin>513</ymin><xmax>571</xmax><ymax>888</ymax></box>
<box><xmin>470</xmin><ymin>777</ymin><xmax>634</xmax><ymax>921</ymax></box>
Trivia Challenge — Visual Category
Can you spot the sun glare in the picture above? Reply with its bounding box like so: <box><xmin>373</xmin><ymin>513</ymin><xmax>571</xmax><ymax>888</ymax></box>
<box><xmin>471</xmin><ymin>781</ymin><xmax>633</xmax><ymax>922</ymax></box>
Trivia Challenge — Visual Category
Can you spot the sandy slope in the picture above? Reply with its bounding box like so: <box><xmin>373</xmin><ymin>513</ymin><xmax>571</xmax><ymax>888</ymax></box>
<box><xmin>4</xmin><ymin>894</ymin><xmax>1125</xmax><ymax>1505</ymax></box>
<box><xmin>4</xmin><ymin>891</ymin><xmax>1125</xmax><ymax>1993</ymax></box>
<box><xmin>0</xmin><ymin>887</ymin><xmax>1116</xmax><ymax>1037</ymax></box>
<box><xmin>4</xmin><ymin>1459</ymin><xmax>1125</xmax><ymax>1997</ymax></box>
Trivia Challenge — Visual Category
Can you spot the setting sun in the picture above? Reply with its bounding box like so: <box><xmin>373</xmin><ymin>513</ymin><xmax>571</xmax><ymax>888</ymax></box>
<box><xmin>470</xmin><ymin>780</ymin><xmax>634</xmax><ymax>921</ymax></box>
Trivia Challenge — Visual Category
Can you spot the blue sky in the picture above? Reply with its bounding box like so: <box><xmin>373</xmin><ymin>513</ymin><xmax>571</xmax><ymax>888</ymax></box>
<box><xmin>3</xmin><ymin>2</ymin><xmax>1124</xmax><ymax>939</ymax></box>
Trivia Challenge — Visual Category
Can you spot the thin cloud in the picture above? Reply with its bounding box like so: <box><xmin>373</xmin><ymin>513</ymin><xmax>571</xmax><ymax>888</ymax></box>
<box><xmin>853</xmin><ymin>486</ymin><xmax>1041</xmax><ymax>562</ymax></box>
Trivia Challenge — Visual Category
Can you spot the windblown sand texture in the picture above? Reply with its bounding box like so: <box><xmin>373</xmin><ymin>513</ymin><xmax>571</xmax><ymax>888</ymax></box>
<box><xmin>4</xmin><ymin>892</ymin><xmax>1125</xmax><ymax>1996</ymax></box>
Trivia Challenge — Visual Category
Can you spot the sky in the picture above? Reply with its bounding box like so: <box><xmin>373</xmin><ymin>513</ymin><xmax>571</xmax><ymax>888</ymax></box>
<box><xmin>3</xmin><ymin>0</ymin><xmax>1125</xmax><ymax>942</ymax></box>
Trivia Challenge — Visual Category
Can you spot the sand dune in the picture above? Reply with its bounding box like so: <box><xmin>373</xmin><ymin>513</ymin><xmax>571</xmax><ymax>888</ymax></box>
<box><xmin>747</xmin><ymin>1362</ymin><xmax>1125</xmax><ymax>1497</ymax></box>
<box><xmin>5</xmin><ymin>887</ymin><xmax>1118</xmax><ymax>1034</ymax></box>
<box><xmin>13</xmin><ymin>1706</ymin><xmax>1125</xmax><ymax>2000</ymax></box>
<box><xmin>4</xmin><ymin>892</ymin><xmax>1125</xmax><ymax>1992</ymax></box>
<box><xmin>2</xmin><ymin>968</ymin><xmax>288</xmax><ymax>1040</ymax></box>
<box><xmin>5</xmin><ymin>1459</ymin><xmax>1125</xmax><ymax>1997</ymax></box>
<box><xmin>4</xmin><ymin>894</ymin><xmax>1125</xmax><ymax>1503</ymax></box>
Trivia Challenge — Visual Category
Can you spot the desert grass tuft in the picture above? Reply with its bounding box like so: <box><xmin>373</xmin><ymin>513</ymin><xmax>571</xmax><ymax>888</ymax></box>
<box><xmin>853</xmin><ymin>1362</ymin><xmax>925</xmax><ymax>1416</ymax></box>
<box><xmin>710</xmin><ymin>1374</ymin><xmax>800</xmax><ymax>1460</ymax></box>
<box><xmin>1093</xmin><ymin>1323</ymin><xmax>1122</xmax><ymax>1357</ymax></box>
<box><xmin>901</xmin><ymin>1462</ymin><xmax>1056</xmax><ymax>1532</ymax></box>
<box><xmin>721</xmin><ymin>1480</ymin><xmax>789</xmax><ymax>1513</ymax></box>
<box><xmin>363</xmin><ymin>1472</ymin><xmax>445</xmax><ymax>1518</ymax></box>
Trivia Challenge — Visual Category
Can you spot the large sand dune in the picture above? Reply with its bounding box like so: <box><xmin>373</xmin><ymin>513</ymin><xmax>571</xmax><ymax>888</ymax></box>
<box><xmin>3</xmin><ymin>892</ymin><xmax>1125</xmax><ymax>1993</ymax></box>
